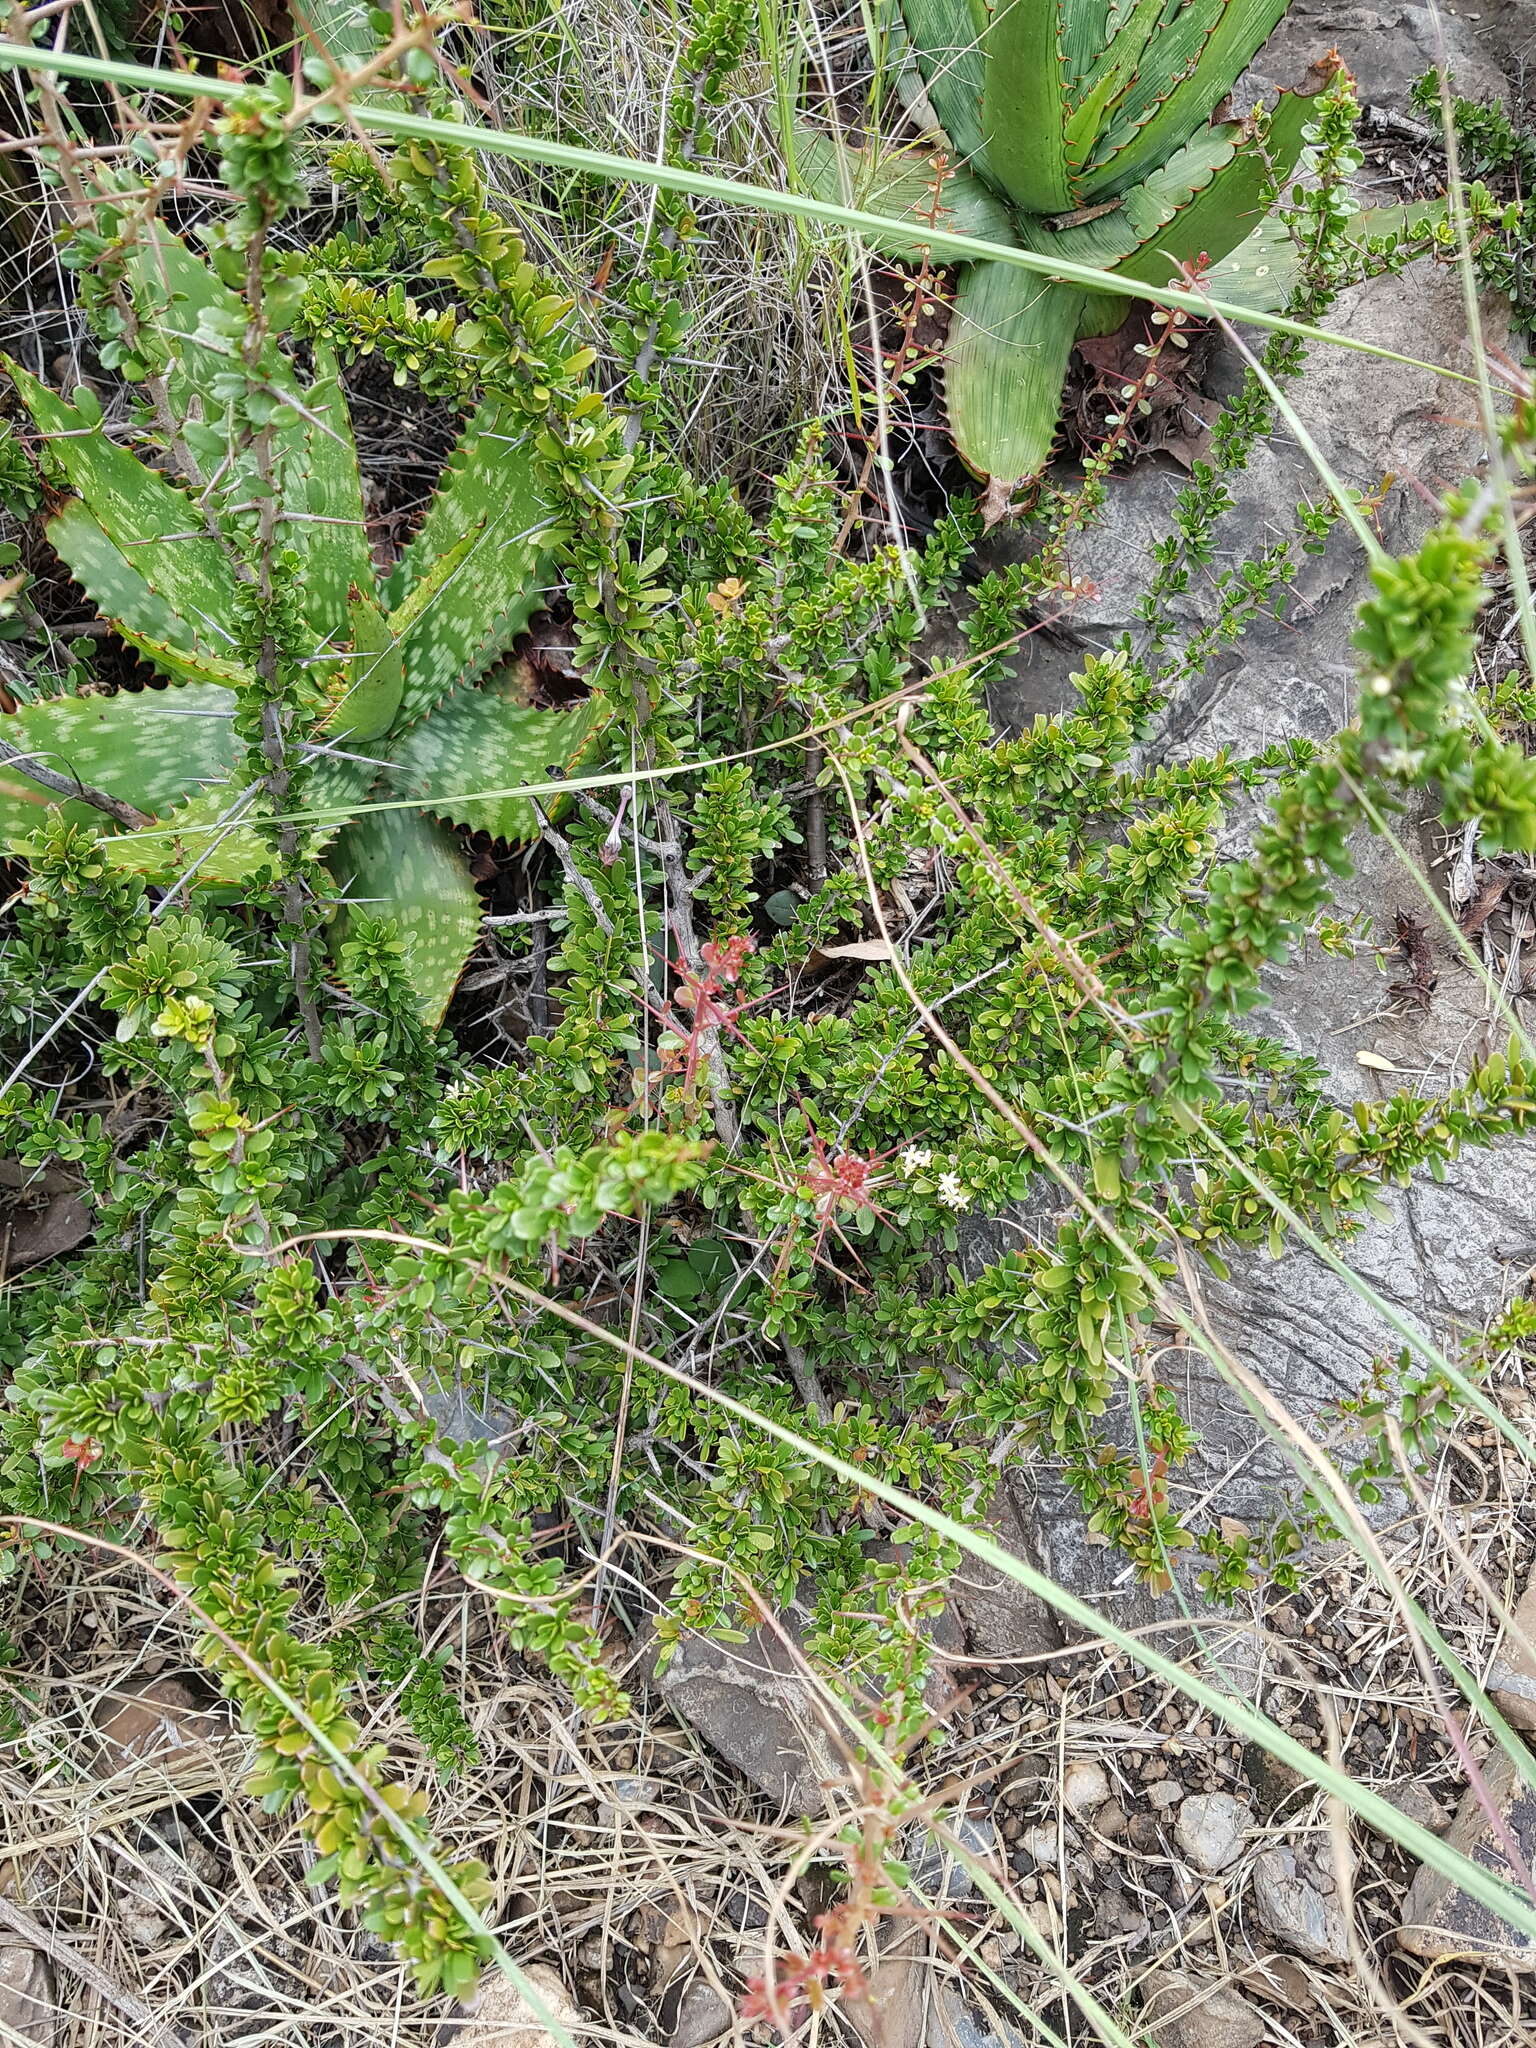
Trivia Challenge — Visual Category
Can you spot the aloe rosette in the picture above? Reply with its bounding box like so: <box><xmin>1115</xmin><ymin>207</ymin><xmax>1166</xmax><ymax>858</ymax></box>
<box><xmin>813</xmin><ymin>0</ymin><xmax>1350</xmax><ymax>488</ymax></box>
<box><xmin>0</xmin><ymin>222</ymin><xmax>604</xmax><ymax>1023</ymax></box>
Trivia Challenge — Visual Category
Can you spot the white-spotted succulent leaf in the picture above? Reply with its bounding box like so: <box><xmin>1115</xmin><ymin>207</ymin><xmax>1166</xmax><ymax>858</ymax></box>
<box><xmin>9</xmin><ymin>365</ymin><xmax>245</xmax><ymax>659</ymax></box>
<box><xmin>385</xmin><ymin>396</ymin><xmax>558</xmax><ymax>726</ymax></box>
<box><xmin>0</xmin><ymin>222</ymin><xmax>604</xmax><ymax>1022</ymax></box>
<box><xmin>0</xmin><ymin>683</ymin><xmax>241</xmax><ymax>845</ymax></box>
<box><xmin>331</xmin><ymin>805</ymin><xmax>485</xmax><ymax>1028</ymax></box>
<box><xmin>383</xmin><ymin>669</ymin><xmax>610</xmax><ymax>844</ymax></box>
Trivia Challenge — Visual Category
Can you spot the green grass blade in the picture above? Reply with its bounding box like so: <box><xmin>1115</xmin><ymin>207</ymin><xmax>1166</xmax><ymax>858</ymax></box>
<box><xmin>0</xmin><ymin>42</ymin><xmax>1485</xmax><ymax>383</ymax></box>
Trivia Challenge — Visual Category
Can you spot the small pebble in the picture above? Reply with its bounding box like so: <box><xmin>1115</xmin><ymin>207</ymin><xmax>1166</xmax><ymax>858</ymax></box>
<box><xmin>1063</xmin><ymin>1759</ymin><xmax>1110</xmax><ymax>1817</ymax></box>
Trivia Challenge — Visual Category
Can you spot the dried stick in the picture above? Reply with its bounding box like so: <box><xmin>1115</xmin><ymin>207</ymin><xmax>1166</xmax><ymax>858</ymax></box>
<box><xmin>0</xmin><ymin>735</ymin><xmax>152</xmax><ymax>829</ymax></box>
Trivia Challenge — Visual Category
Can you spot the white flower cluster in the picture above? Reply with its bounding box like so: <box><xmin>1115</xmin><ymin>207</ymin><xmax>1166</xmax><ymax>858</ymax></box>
<box><xmin>898</xmin><ymin>1145</ymin><xmax>968</xmax><ymax>1210</ymax></box>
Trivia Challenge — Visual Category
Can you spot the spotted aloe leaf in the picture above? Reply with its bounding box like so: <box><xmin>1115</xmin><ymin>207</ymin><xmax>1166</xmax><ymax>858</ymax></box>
<box><xmin>385</xmin><ymin>396</ymin><xmax>558</xmax><ymax>728</ymax></box>
<box><xmin>325</xmin><ymin>589</ymin><xmax>405</xmax><ymax>745</ymax></box>
<box><xmin>1203</xmin><ymin>199</ymin><xmax>1448</xmax><ymax>311</ymax></box>
<box><xmin>1023</xmin><ymin>86</ymin><xmax>1323</xmax><ymax>293</ymax></box>
<box><xmin>383</xmin><ymin>671</ymin><xmax>611</xmax><ymax>845</ymax></box>
<box><xmin>1083</xmin><ymin>0</ymin><xmax>1294</xmax><ymax>198</ymax></box>
<box><xmin>1</xmin><ymin>218</ymin><xmax>606</xmax><ymax>1023</ymax></box>
<box><xmin>331</xmin><ymin>806</ymin><xmax>485</xmax><ymax>1028</ymax></box>
<box><xmin>1104</xmin><ymin>82</ymin><xmax>1323</xmax><ymax>289</ymax></box>
<box><xmin>8</xmin><ymin>365</ymin><xmax>244</xmax><ymax>662</ymax></box>
<box><xmin>44</xmin><ymin>502</ymin><xmax>255</xmax><ymax>689</ymax></box>
<box><xmin>293</xmin><ymin>353</ymin><xmax>374</xmax><ymax>645</ymax></box>
<box><xmin>1060</xmin><ymin>0</ymin><xmax>1173</xmax><ymax>182</ymax></box>
<box><xmin>0</xmin><ymin>682</ymin><xmax>241</xmax><ymax>848</ymax></box>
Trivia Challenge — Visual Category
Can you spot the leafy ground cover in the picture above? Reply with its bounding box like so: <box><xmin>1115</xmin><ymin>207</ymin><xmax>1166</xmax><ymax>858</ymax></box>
<box><xmin>0</xmin><ymin>2</ymin><xmax>1531</xmax><ymax>2044</ymax></box>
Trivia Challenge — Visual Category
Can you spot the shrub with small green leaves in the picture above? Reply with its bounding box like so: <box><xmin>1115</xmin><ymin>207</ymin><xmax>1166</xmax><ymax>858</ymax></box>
<box><xmin>3</xmin><ymin>26</ymin><xmax>1536</xmax><ymax>2008</ymax></box>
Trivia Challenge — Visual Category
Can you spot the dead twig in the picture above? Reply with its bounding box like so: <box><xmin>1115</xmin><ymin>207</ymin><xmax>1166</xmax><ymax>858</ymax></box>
<box><xmin>0</xmin><ymin>1892</ymin><xmax>194</xmax><ymax>2048</ymax></box>
<box><xmin>0</xmin><ymin>735</ymin><xmax>153</xmax><ymax>831</ymax></box>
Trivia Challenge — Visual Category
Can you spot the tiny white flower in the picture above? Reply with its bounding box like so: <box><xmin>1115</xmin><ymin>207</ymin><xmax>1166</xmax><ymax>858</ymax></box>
<box><xmin>899</xmin><ymin>1145</ymin><xmax>933</xmax><ymax>1177</ymax></box>
<box><xmin>936</xmin><ymin>1171</ymin><xmax>968</xmax><ymax>1210</ymax></box>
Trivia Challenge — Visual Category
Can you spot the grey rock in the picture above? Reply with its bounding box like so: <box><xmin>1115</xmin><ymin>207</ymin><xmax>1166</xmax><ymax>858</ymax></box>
<box><xmin>92</xmin><ymin>1675</ymin><xmax>236</xmax><ymax>1805</ymax></box>
<box><xmin>1146</xmin><ymin>1778</ymin><xmax>1186</xmax><ymax>1813</ymax></box>
<box><xmin>904</xmin><ymin>1812</ymin><xmax>1000</xmax><ymax>1898</ymax></box>
<box><xmin>644</xmin><ymin>1621</ymin><xmax>840</xmax><ymax>1816</ymax></box>
<box><xmin>1174</xmin><ymin>1792</ymin><xmax>1253</xmax><ymax>1874</ymax></box>
<box><xmin>975</xmin><ymin>242</ymin><xmax>1536</xmax><ymax>1630</ymax></box>
<box><xmin>1476</xmin><ymin>0</ymin><xmax>1536</xmax><ymax>78</ymax></box>
<box><xmin>1385</xmin><ymin>1781</ymin><xmax>1456</xmax><ymax>1834</ymax></box>
<box><xmin>1247</xmin><ymin>0</ymin><xmax>1509</xmax><ymax>108</ymax></box>
<box><xmin>1489</xmin><ymin>1575</ymin><xmax>1536</xmax><ymax>1732</ymax></box>
<box><xmin>643</xmin><ymin>1560</ymin><xmax>964</xmax><ymax>1816</ymax></box>
<box><xmin>943</xmin><ymin>1471</ymin><xmax>1063</xmax><ymax>1663</ymax></box>
<box><xmin>1253</xmin><ymin>1846</ymin><xmax>1352</xmax><ymax>1962</ymax></box>
<box><xmin>667</xmin><ymin>1978</ymin><xmax>732</xmax><ymax>2048</ymax></box>
<box><xmin>926</xmin><ymin>1987</ymin><xmax>1030</xmax><ymax>2048</ymax></box>
<box><xmin>595</xmin><ymin>1775</ymin><xmax>668</xmax><ymax>1823</ymax></box>
<box><xmin>987</xmin><ymin>260</ymin><xmax>1506</xmax><ymax>767</ymax></box>
<box><xmin>1399</xmin><ymin>1741</ymin><xmax>1536</xmax><ymax>1965</ymax></box>
<box><xmin>1140</xmin><ymin>1969</ymin><xmax>1267</xmax><ymax>2048</ymax></box>
<box><xmin>850</xmin><ymin>1951</ymin><xmax>1031</xmax><ymax>2047</ymax></box>
<box><xmin>444</xmin><ymin>1965</ymin><xmax>584</xmax><ymax>2048</ymax></box>
<box><xmin>1062</xmin><ymin>1759</ymin><xmax>1111</xmax><ymax>1817</ymax></box>
<box><xmin>0</xmin><ymin>1948</ymin><xmax>53</xmax><ymax>2048</ymax></box>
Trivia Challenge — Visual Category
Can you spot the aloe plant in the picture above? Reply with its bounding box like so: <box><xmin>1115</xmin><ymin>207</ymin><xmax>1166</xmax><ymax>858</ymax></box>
<box><xmin>809</xmin><ymin>0</ymin><xmax>1347</xmax><ymax>488</ymax></box>
<box><xmin>0</xmin><ymin>223</ymin><xmax>604</xmax><ymax>1024</ymax></box>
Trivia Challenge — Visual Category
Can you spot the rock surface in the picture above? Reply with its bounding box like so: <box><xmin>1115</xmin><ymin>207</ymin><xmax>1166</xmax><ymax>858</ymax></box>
<box><xmin>0</xmin><ymin>1946</ymin><xmax>53</xmax><ymax>2047</ymax></box>
<box><xmin>1385</xmin><ymin>1781</ymin><xmax>1456</xmax><ymax>1834</ymax></box>
<box><xmin>643</xmin><ymin>1565</ymin><xmax>964</xmax><ymax>1815</ymax></box>
<box><xmin>1399</xmin><ymin>1742</ymin><xmax>1536</xmax><ymax>1965</ymax></box>
<box><xmin>1489</xmin><ymin>1576</ymin><xmax>1536</xmax><ymax>1732</ymax></box>
<box><xmin>1247</xmin><ymin>0</ymin><xmax>1510</xmax><ymax>108</ymax></box>
<box><xmin>1062</xmin><ymin>1759</ymin><xmax>1110</xmax><ymax>1819</ymax></box>
<box><xmin>976</xmin><ymin>234</ymin><xmax>1534</xmax><ymax>1626</ymax></box>
<box><xmin>1139</xmin><ymin>1968</ymin><xmax>1268</xmax><ymax>2048</ymax></box>
<box><xmin>905</xmin><ymin>1812</ymin><xmax>1001</xmax><ymax>1898</ymax></box>
<box><xmin>92</xmin><ymin>1674</ymin><xmax>235</xmax><ymax>1799</ymax></box>
<box><xmin>446</xmin><ymin>1964</ymin><xmax>584</xmax><ymax>2047</ymax></box>
<box><xmin>1253</xmin><ymin>1845</ymin><xmax>1352</xmax><ymax>1962</ymax></box>
<box><xmin>666</xmin><ymin>1978</ymin><xmax>731</xmax><ymax>2048</ymax></box>
<box><xmin>1174</xmin><ymin>1792</ymin><xmax>1252</xmax><ymax>1874</ymax></box>
<box><xmin>942</xmin><ymin>1474</ymin><xmax>1063</xmax><ymax>1664</ymax></box>
<box><xmin>643</xmin><ymin>1621</ymin><xmax>840</xmax><ymax>1816</ymax></box>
